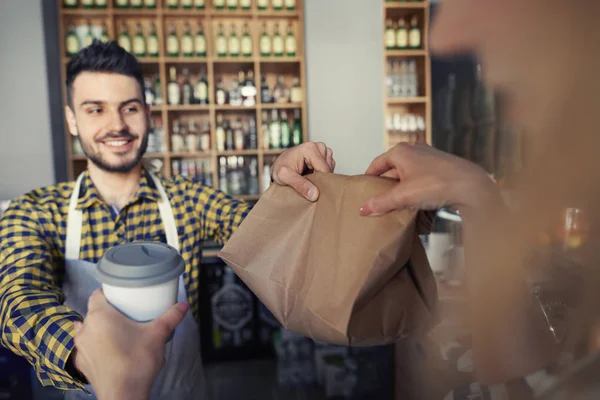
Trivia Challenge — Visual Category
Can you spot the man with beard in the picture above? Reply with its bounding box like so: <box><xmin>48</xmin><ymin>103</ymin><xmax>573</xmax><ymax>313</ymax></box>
<box><xmin>0</xmin><ymin>40</ymin><xmax>335</xmax><ymax>400</ymax></box>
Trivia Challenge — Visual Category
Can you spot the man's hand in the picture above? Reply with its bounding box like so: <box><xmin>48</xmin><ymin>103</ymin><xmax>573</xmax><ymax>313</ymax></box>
<box><xmin>271</xmin><ymin>142</ymin><xmax>336</xmax><ymax>201</ymax></box>
<box><xmin>360</xmin><ymin>143</ymin><xmax>501</xmax><ymax>218</ymax></box>
<box><xmin>71</xmin><ymin>289</ymin><xmax>188</xmax><ymax>400</ymax></box>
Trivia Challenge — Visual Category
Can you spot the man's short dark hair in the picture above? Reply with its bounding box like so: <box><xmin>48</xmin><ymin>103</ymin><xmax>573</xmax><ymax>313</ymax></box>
<box><xmin>66</xmin><ymin>40</ymin><xmax>145</xmax><ymax>109</ymax></box>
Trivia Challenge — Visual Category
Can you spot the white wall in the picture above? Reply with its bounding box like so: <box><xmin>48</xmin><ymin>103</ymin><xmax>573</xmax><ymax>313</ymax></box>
<box><xmin>0</xmin><ymin>0</ymin><xmax>55</xmax><ymax>200</ymax></box>
<box><xmin>304</xmin><ymin>0</ymin><xmax>385</xmax><ymax>176</ymax></box>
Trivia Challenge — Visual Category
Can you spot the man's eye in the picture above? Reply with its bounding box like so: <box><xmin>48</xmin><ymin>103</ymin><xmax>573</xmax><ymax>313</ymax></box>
<box><xmin>124</xmin><ymin>106</ymin><xmax>139</xmax><ymax>113</ymax></box>
<box><xmin>88</xmin><ymin>108</ymin><xmax>102</xmax><ymax>115</ymax></box>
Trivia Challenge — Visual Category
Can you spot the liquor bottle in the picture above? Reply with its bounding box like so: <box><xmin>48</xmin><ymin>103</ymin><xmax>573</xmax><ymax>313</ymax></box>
<box><xmin>409</xmin><ymin>15</ymin><xmax>421</xmax><ymax>49</ymax></box>
<box><xmin>234</xmin><ymin>118</ymin><xmax>245</xmax><ymax>150</ymax></box>
<box><xmin>219</xmin><ymin>157</ymin><xmax>228</xmax><ymax>193</ymax></box>
<box><xmin>260</xmin><ymin>23</ymin><xmax>271</xmax><ymax>57</ymax></box>
<box><xmin>83</xmin><ymin>23</ymin><xmax>95</xmax><ymax>48</ymax></box>
<box><xmin>285</xmin><ymin>23</ymin><xmax>296</xmax><ymax>57</ymax></box>
<box><xmin>262</xmin><ymin>164</ymin><xmax>271</xmax><ymax>192</ymax></box>
<box><xmin>385</xmin><ymin>19</ymin><xmax>396</xmax><ymax>50</ymax></box>
<box><xmin>260</xmin><ymin>75</ymin><xmax>271</xmax><ymax>103</ymax></box>
<box><xmin>181</xmin><ymin>23</ymin><xmax>194</xmax><ymax>57</ymax></box>
<box><xmin>130</xmin><ymin>0</ymin><xmax>143</xmax><ymax>8</ymax></box>
<box><xmin>272</xmin><ymin>23</ymin><xmax>284</xmax><ymax>57</ymax></box>
<box><xmin>167</xmin><ymin>0</ymin><xmax>179</xmax><ymax>9</ymax></box>
<box><xmin>274</xmin><ymin>75</ymin><xmax>288</xmax><ymax>103</ymax></box>
<box><xmin>269</xmin><ymin>109</ymin><xmax>281</xmax><ymax>149</ymax></box>
<box><xmin>261</xmin><ymin>111</ymin><xmax>270</xmax><ymax>150</ymax></box>
<box><xmin>194</xmin><ymin>0</ymin><xmax>205</xmax><ymax>9</ymax></box>
<box><xmin>144</xmin><ymin>0</ymin><xmax>156</xmax><ymax>8</ymax></box>
<box><xmin>133</xmin><ymin>23</ymin><xmax>146</xmax><ymax>57</ymax></box>
<box><xmin>195</xmin><ymin>23</ymin><xmax>207</xmax><ymax>57</ymax></box>
<box><xmin>200</xmin><ymin>122</ymin><xmax>211</xmax><ymax>151</ymax></box>
<box><xmin>248</xmin><ymin>158</ymin><xmax>259</xmax><ymax>195</ymax></box>
<box><xmin>285</xmin><ymin>0</ymin><xmax>295</xmax><ymax>10</ymax></box>
<box><xmin>248</xmin><ymin>117</ymin><xmax>257</xmax><ymax>149</ymax></box>
<box><xmin>167</xmin><ymin>24</ymin><xmax>180</xmax><ymax>57</ymax></box>
<box><xmin>147</xmin><ymin>23</ymin><xmax>159</xmax><ymax>57</ymax></box>
<box><xmin>290</xmin><ymin>77</ymin><xmax>302</xmax><ymax>103</ymax></box>
<box><xmin>241</xmin><ymin>70</ymin><xmax>257</xmax><ymax>106</ymax></box>
<box><xmin>257</xmin><ymin>0</ymin><xmax>268</xmax><ymax>10</ymax></box>
<box><xmin>229</xmin><ymin>157</ymin><xmax>241</xmax><ymax>195</ymax></box>
<box><xmin>227</xmin><ymin>0</ymin><xmax>238</xmax><ymax>10</ymax></box>
<box><xmin>292</xmin><ymin>109</ymin><xmax>302</xmax><ymax>146</ymax></box>
<box><xmin>390</xmin><ymin>60</ymin><xmax>401</xmax><ymax>97</ymax></box>
<box><xmin>241</xmin><ymin>23</ymin><xmax>253</xmax><ymax>58</ymax></box>
<box><xmin>272</xmin><ymin>0</ymin><xmax>283</xmax><ymax>11</ymax></box>
<box><xmin>240</xmin><ymin>0</ymin><xmax>251</xmax><ymax>10</ymax></box>
<box><xmin>216</xmin><ymin>23</ymin><xmax>227</xmax><ymax>57</ymax></box>
<box><xmin>95</xmin><ymin>0</ymin><xmax>108</xmax><ymax>7</ymax></box>
<box><xmin>63</xmin><ymin>0</ymin><xmax>78</xmax><ymax>9</ymax></box>
<box><xmin>167</xmin><ymin>67</ymin><xmax>181</xmax><ymax>105</ymax></box>
<box><xmin>81</xmin><ymin>0</ymin><xmax>94</xmax><ymax>8</ymax></box>
<box><xmin>214</xmin><ymin>0</ymin><xmax>225</xmax><ymax>10</ymax></box>
<box><xmin>118</xmin><ymin>23</ymin><xmax>132</xmax><ymax>53</ymax></box>
<box><xmin>181</xmin><ymin>68</ymin><xmax>194</xmax><ymax>105</ymax></box>
<box><xmin>172</xmin><ymin>160</ymin><xmax>181</xmax><ymax>176</ymax></box>
<box><xmin>115</xmin><ymin>0</ymin><xmax>129</xmax><ymax>8</ymax></box>
<box><xmin>226</xmin><ymin>124</ymin><xmax>234</xmax><ymax>151</ymax></box>
<box><xmin>171</xmin><ymin>121</ymin><xmax>185</xmax><ymax>153</ymax></box>
<box><xmin>280</xmin><ymin>110</ymin><xmax>291</xmax><ymax>148</ymax></box>
<box><xmin>144</xmin><ymin>78</ymin><xmax>155</xmax><ymax>106</ymax></box>
<box><xmin>407</xmin><ymin>60</ymin><xmax>418</xmax><ymax>97</ymax></box>
<box><xmin>229</xmin><ymin>78</ymin><xmax>243</xmax><ymax>106</ymax></box>
<box><xmin>216</xmin><ymin>114</ymin><xmax>226</xmax><ymax>151</ymax></box>
<box><xmin>215</xmin><ymin>79</ymin><xmax>227</xmax><ymax>105</ymax></box>
<box><xmin>228</xmin><ymin>23</ymin><xmax>240</xmax><ymax>57</ymax></box>
<box><xmin>186</xmin><ymin>120</ymin><xmax>199</xmax><ymax>152</ymax></box>
<box><xmin>154</xmin><ymin>75</ymin><xmax>163</xmax><ymax>105</ymax></box>
<box><xmin>396</xmin><ymin>17</ymin><xmax>408</xmax><ymax>50</ymax></box>
<box><xmin>181</xmin><ymin>0</ymin><xmax>193</xmax><ymax>9</ymax></box>
<box><xmin>194</xmin><ymin>69</ymin><xmax>209</xmax><ymax>104</ymax></box>
<box><xmin>99</xmin><ymin>23</ymin><xmax>110</xmax><ymax>43</ymax></box>
<box><xmin>204</xmin><ymin>160</ymin><xmax>213</xmax><ymax>187</ymax></box>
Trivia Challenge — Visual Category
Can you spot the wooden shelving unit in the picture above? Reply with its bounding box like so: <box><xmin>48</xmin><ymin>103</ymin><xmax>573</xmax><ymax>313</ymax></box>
<box><xmin>57</xmin><ymin>0</ymin><xmax>308</xmax><ymax>202</ymax></box>
<box><xmin>383</xmin><ymin>0</ymin><xmax>431</xmax><ymax>148</ymax></box>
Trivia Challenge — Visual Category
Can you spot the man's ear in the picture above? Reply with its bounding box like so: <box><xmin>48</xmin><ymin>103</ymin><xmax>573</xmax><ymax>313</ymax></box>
<box><xmin>65</xmin><ymin>105</ymin><xmax>78</xmax><ymax>137</ymax></box>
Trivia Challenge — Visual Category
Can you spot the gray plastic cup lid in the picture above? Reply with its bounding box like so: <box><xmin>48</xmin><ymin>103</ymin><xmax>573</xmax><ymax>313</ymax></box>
<box><xmin>96</xmin><ymin>242</ymin><xmax>185</xmax><ymax>288</ymax></box>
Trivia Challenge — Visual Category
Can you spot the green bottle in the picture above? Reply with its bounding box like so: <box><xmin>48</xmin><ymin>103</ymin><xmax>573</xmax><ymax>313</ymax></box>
<box><xmin>118</xmin><ymin>23</ymin><xmax>132</xmax><ymax>53</ymax></box>
<box><xmin>99</xmin><ymin>23</ymin><xmax>110</xmax><ymax>43</ymax></box>
<box><xmin>280</xmin><ymin>110</ymin><xmax>291</xmax><ymax>148</ymax></box>
<box><xmin>133</xmin><ymin>23</ymin><xmax>146</xmax><ymax>57</ymax></box>
<box><xmin>83</xmin><ymin>22</ymin><xmax>95</xmax><ymax>48</ymax></box>
<box><xmin>195</xmin><ymin>23</ymin><xmax>207</xmax><ymax>57</ymax></box>
<box><xmin>292</xmin><ymin>109</ymin><xmax>302</xmax><ymax>146</ymax></box>
<box><xmin>181</xmin><ymin>23</ymin><xmax>194</xmax><ymax>57</ymax></box>
<box><xmin>167</xmin><ymin>23</ymin><xmax>179</xmax><ymax>57</ymax></box>
<box><xmin>147</xmin><ymin>23</ymin><xmax>159</xmax><ymax>57</ymax></box>
<box><xmin>65</xmin><ymin>25</ymin><xmax>81</xmax><ymax>57</ymax></box>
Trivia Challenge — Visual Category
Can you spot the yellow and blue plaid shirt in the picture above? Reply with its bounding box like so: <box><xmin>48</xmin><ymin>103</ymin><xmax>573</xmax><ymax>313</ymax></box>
<box><xmin>0</xmin><ymin>168</ymin><xmax>249</xmax><ymax>390</ymax></box>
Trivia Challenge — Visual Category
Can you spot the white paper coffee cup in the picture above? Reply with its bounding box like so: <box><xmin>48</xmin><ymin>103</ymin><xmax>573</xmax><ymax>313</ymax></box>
<box><xmin>96</xmin><ymin>242</ymin><xmax>185</xmax><ymax>322</ymax></box>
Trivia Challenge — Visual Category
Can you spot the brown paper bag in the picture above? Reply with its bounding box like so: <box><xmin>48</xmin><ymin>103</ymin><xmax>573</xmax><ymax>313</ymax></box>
<box><xmin>219</xmin><ymin>172</ymin><xmax>439</xmax><ymax>346</ymax></box>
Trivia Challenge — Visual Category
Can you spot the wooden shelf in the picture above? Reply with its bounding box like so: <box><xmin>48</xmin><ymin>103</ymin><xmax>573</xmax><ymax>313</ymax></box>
<box><xmin>170</xmin><ymin>152</ymin><xmax>213</xmax><ymax>158</ymax></box>
<box><xmin>210</xmin><ymin>10</ymin><xmax>254</xmax><ymax>18</ymax></box>
<box><xmin>384</xmin><ymin>2</ymin><xmax>427</xmax><ymax>9</ymax></box>
<box><xmin>386</xmin><ymin>49</ymin><xmax>428</xmax><ymax>57</ymax></box>
<box><xmin>213</xmin><ymin>57</ymin><xmax>257</xmax><ymax>63</ymax></box>
<box><xmin>214</xmin><ymin>105</ymin><xmax>256</xmax><ymax>111</ymax></box>
<box><xmin>166</xmin><ymin>104</ymin><xmax>211</xmax><ymax>111</ymax></box>
<box><xmin>388</xmin><ymin>97</ymin><xmax>427</xmax><ymax>104</ymax></box>
<box><xmin>217</xmin><ymin>150</ymin><xmax>259</xmax><ymax>156</ymax></box>
<box><xmin>260</xmin><ymin>57</ymin><xmax>301</xmax><ymax>63</ymax></box>
<box><xmin>256</xmin><ymin>11</ymin><xmax>300</xmax><ymax>18</ymax></box>
<box><xmin>137</xmin><ymin>57</ymin><xmax>161</xmax><ymax>63</ymax></box>
<box><xmin>163</xmin><ymin>9</ymin><xmax>207</xmax><ymax>15</ymax></box>
<box><xmin>113</xmin><ymin>9</ymin><xmax>160</xmax><ymax>16</ymax></box>
<box><xmin>150</xmin><ymin>105</ymin><xmax>163</xmax><ymax>111</ymax></box>
<box><xmin>164</xmin><ymin>57</ymin><xmax>208</xmax><ymax>63</ymax></box>
<box><xmin>61</xmin><ymin>9</ymin><xmax>109</xmax><ymax>16</ymax></box>
<box><xmin>262</xmin><ymin>149</ymin><xmax>285</xmax><ymax>155</ymax></box>
<box><xmin>260</xmin><ymin>103</ymin><xmax>302</xmax><ymax>109</ymax></box>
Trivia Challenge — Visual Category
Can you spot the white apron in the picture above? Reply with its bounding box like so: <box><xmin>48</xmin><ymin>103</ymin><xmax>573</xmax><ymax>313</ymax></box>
<box><xmin>62</xmin><ymin>173</ymin><xmax>207</xmax><ymax>400</ymax></box>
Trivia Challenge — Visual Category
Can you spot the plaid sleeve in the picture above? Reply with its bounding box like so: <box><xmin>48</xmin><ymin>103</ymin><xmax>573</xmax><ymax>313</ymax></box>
<box><xmin>0</xmin><ymin>199</ymin><xmax>86</xmax><ymax>391</ymax></box>
<box><xmin>193</xmin><ymin>184</ymin><xmax>251</xmax><ymax>245</ymax></box>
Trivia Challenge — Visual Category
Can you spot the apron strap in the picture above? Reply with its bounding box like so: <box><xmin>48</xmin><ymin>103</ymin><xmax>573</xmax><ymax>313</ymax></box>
<box><xmin>65</xmin><ymin>173</ymin><xmax>85</xmax><ymax>260</ymax></box>
<box><xmin>149</xmin><ymin>173</ymin><xmax>180</xmax><ymax>252</ymax></box>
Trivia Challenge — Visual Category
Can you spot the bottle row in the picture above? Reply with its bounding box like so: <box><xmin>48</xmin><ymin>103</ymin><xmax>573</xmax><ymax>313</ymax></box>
<box><xmin>386</xmin><ymin>59</ymin><xmax>420</xmax><ymax>98</ymax></box>
<box><xmin>171</xmin><ymin>119</ymin><xmax>212</xmax><ymax>152</ymax></box>
<box><xmin>172</xmin><ymin>159</ymin><xmax>214</xmax><ymax>187</ymax></box>
<box><xmin>385</xmin><ymin>15</ymin><xmax>422</xmax><ymax>50</ymax></box>
<box><xmin>385</xmin><ymin>112</ymin><xmax>426</xmax><ymax>133</ymax></box>
<box><xmin>64</xmin><ymin>20</ymin><xmax>298</xmax><ymax>59</ymax></box>
<box><xmin>217</xmin><ymin>156</ymin><xmax>266</xmax><ymax>196</ymax></box>
<box><xmin>63</xmin><ymin>0</ymin><xmax>298</xmax><ymax>11</ymax></box>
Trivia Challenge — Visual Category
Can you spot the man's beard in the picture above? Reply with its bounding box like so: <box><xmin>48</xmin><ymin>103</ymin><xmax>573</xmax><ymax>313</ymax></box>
<box><xmin>80</xmin><ymin>130</ymin><xmax>148</xmax><ymax>173</ymax></box>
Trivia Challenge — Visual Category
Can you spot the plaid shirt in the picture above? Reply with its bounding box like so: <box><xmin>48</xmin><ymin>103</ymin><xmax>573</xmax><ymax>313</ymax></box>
<box><xmin>0</xmin><ymin>168</ymin><xmax>249</xmax><ymax>391</ymax></box>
